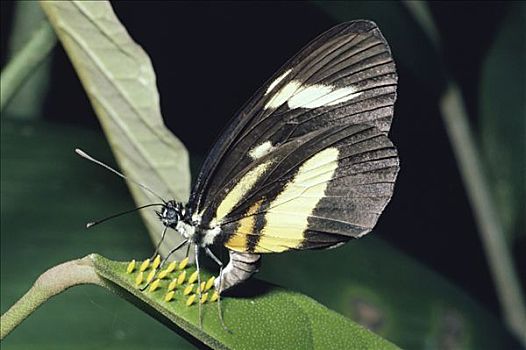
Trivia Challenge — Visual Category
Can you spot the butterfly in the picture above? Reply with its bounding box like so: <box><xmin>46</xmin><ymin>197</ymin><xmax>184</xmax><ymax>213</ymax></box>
<box><xmin>159</xmin><ymin>20</ymin><xmax>399</xmax><ymax>292</ymax></box>
<box><xmin>80</xmin><ymin>19</ymin><xmax>399</xmax><ymax>328</ymax></box>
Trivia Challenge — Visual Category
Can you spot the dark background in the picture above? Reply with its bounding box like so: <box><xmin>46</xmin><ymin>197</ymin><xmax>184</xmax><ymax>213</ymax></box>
<box><xmin>1</xmin><ymin>1</ymin><xmax>524</xmax><ymax>349</ymax></box>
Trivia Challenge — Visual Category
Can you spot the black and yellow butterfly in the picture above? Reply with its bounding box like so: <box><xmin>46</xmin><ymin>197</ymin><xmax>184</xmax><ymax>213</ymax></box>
<box><xmin>155</xmin><ymin>20</ymin><xmax>399</xmax><ymax>293</ymax></box>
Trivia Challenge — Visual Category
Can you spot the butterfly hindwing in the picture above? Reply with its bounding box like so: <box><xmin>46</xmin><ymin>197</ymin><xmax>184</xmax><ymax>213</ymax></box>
<box><xmin>208</xmin><ymin>123</ymin><xmax>399</xmax><ymax>253</ymax></box>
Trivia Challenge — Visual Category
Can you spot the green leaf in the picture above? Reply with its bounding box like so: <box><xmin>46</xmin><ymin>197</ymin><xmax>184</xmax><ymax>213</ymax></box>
<box><xmin>39</xmin><ymin>0</ymin><xmax>191</xmax><ymax>259</ymax></box>
<box><xmin>260</xmin><ymin>238</ymin><xmax>521</xmax><ymax>349</ymax></box>
<box><xmin>91</xmin><ymin>254</ymin><xmax>398</xmax><ymax>350</ymax></box>
<box><xmin>480</xmin><ymin>4</ymin><xmax>526</xmax><ymax>241</ymax></box>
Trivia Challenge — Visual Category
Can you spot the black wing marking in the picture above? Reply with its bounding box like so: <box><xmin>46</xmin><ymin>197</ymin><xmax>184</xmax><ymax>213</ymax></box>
<box><xmin>190</xmin><ymin>20</ymin><xmax>397</xmax><ymax>218</ymax></box>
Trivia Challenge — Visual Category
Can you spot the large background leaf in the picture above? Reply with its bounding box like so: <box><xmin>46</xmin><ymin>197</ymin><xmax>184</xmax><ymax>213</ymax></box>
<box><xmin>40</xmin><ymin>1</ymin><xmax>191</xmax><ymax>260</ymax></box>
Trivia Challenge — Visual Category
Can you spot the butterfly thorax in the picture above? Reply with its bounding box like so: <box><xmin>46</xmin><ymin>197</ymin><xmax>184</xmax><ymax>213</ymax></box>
<box><xmin>158</xmin><ymin>200</ymin><xmax>221</xmax><ymax>247</ymax></box>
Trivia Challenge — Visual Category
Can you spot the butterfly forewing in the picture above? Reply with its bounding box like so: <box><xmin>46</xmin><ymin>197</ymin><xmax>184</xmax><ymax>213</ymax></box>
<box><xmin>191</xmin><ymin>21</ymin><xmax>397</xmax><ymax>214</ymax></box>
<box><xmin>190</xmin><ymin>20</ymin><xmax>399</xmax><ymax>254</ymax></box>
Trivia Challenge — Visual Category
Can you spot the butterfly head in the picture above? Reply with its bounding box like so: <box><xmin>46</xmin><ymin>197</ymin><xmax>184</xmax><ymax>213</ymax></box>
<box><xmin>158</xmin><ymin>200</ymin><xmax>185</xmax><ymax>229</ymax></box>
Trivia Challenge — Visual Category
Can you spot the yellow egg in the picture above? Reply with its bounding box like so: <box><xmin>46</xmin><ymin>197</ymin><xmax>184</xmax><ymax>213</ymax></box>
<box><xmin>164</xmin><ymin>291</ymin><xmax>175</xmax><ymax>302</ymax></box>
<box><xmin>139</xmin><ymin>258</ymin><xmax>151</xmax><ymax>272</ymax></box>
<box><xmin>146</xmin><ymin>269</ymin><xmax>157</xmax><ymax>284</ymax></box>
<box><xmin>204</xmin><ymin>276</ymin><xmax>215</xmax><ymax>291</ymax></box>
<box><xmin>188</xmin><ymin>271</ymin><xmax>199</xmax><ymax>284</ymax></box>
<box><xmin>200</xmin><ymin>292</ymin><xmax>209</xmax><ymax>304</ymax></box>
<box><xmin>183</xmin><ymin>284</ymin><xmax>194</xmax><ymax>296</ymax></box>
<box><xmin>178</xmin><ymin>257</ymin><xmax>189</xmax><ymax>270</ymax></box>
<box><xmin>165</xmin><ymin>261</ymin><xmax>177</xmax><ymax>273</ymax></box>
<box><xmin>135</xmin><ymin>272</ymin><xmax>144</xmax><ymax>286</ymax></box>
<box><xmin>126</xmin><ymin>260</ymin><xmax>136</xmax><ymax>274</ymax></box>
<box><xmin>176</xmin><ymin>270</ymin><xmax>186</xmax><ymax>285</ymax></box>
<box><xmin>167</xmin><ymin>279</ymin><xmax>177</xmax><ymax>292</ymax></box>
<box><xmin>210</xmin><ymin>291</ymin><xmax>219</xmax><ymax>302</ymax></box>
<box><xmin>151</xmin><ymin>255</ymin><xmax>161</xmax><ymax>270</ymax></box>
<box><xmin>158</xmin><ymin>269</ymin><xmax>170</xmax><ymax>279</ymax></box>
<box><xmin>186</xmin><ymin>294</ymin><xmax>196</xmax><ymax>306</ymax></box>
<box><xmin>149</xmin><ymin>279</ymin><xmax>160</xmax><ymax>292</ymax></box>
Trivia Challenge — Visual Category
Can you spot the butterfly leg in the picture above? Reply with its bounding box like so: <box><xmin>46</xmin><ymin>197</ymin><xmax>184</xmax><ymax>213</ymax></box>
<box><xmin>160</xmin><ymin>238</ymin><xmax>188</xmax><ymax>269</ymax></box>
<box><xmin>194</xmin><ymin>244</ymin><xmax>203</xmax><ymax>328</ymax></box>
<box><xmin>185</xmin><ymin>242</ymin><xmax>191</xmax><ymax>259</ymax></box>
<box><xmin>150</xmin><ymin>226</ymin><xmax>168</xmax><ymax>260</ymax></box>
<box><xmin>204</xmin><ymin>247</ymin><xmax>230</xmax><ymax>332</ymax></box>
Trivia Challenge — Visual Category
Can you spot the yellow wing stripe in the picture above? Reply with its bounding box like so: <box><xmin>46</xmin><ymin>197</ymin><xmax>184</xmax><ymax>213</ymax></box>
<box><xmin>216</xmin><ymin>161</ymin><xmax>271</xmax><ymax>222</ymax></box>
<box><xmin>255</xmin><ymin>147</ymin><xmax>339</xmax><ymax>253</ymax></box>
<box><xmin>224</xmin><ymin>200</ymin><xmax>262</xmax><ymax>251</ymax></box>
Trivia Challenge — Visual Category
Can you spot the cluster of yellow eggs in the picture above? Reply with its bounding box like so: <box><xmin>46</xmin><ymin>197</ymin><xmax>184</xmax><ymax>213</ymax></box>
<box><xmin>126</xmin><ymin>255</ymin><xmax>219</xmax><ymax>306</ymax></box>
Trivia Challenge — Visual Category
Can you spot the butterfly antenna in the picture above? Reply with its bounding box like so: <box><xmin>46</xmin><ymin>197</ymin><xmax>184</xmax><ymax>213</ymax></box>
<box><xmin>86</xmin><ymin>203</ymin><xmax>164</xmax><ymax>228</ymax></box>
<box><xmin>75</xmin><ymin>148</ymin><xmax>166</xmax><ymax>203</ymax></box>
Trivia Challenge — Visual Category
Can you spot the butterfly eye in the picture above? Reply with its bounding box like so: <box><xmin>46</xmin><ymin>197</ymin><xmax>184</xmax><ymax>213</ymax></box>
<box><xmin>159</xmin><ymin>204</ymin><xmax>181</xmax><ymax>229</ymax></box>
<box><xmin>162</xmin><ymin>207</ymin><xmax>175</xmax><ymax>219</ymax></box>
